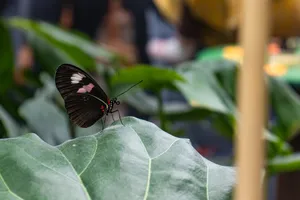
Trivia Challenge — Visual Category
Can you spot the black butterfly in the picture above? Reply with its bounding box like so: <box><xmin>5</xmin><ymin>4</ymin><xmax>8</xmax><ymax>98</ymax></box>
<box><xmin>55</xmin><ymin>63</ymin><xmax>142</xmax><ymax>128</ymax></box>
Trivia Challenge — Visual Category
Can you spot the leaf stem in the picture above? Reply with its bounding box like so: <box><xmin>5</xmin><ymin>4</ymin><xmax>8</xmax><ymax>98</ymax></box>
<box><xmin>68</xmin><ymin>120</ymin><xmax>76</xmax><ymax>139</ymax></box>
<box><xmin>157</xmin><ymin>90</ymin><xmax>166</xmax><ymax>131</ymax></box>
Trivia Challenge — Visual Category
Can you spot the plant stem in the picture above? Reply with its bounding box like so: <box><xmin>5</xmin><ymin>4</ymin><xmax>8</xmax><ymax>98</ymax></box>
<box><xmin>157</xmin><ymin>90</ymin><xmax>167</xmax><ymax>131</ymax></box>
<box><xmin>68</xmin><ymin>120</ymin><xmax>76</xmax><ymax>139</ymax></box>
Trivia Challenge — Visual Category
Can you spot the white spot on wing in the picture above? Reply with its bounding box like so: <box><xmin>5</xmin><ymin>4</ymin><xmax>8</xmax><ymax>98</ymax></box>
<box><xmin>70</xmin><ymin>73</ymin><xmax>85</xmax><ymax>84</ymax></box>
<box><xmin>71</xmin><ymin>80</ymin><xmax>79</xmax><ymax>84</ymax></box>
<box><xmin>71</xmin><ymin>76</ymin><xmax>81</xmax><ymax>81</ymax></box>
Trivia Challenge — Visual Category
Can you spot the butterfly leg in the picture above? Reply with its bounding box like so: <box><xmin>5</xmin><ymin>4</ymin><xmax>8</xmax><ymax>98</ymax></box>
<box><xmin>110</xmin><ymin>110</ymin><xmax>124</xmax><ymax>126</ymax></box>
<box><xmin>111</xmin><ymin>113</ymin><xmax>115</xmax><ymax>122</ymax></box>
<box><xmin>101</xmin><ymin>116</ymin><xmax>107</xmax><ymax>130</ymax></box>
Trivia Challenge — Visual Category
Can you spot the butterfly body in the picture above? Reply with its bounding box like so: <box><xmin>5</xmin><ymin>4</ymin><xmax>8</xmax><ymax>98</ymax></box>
<box><xmin>55</xmin><ymin>64</ymin><xmax>121</xmax><ymax>128</ymax></box>
<box><xmin>55</xmin><ymin>63</ymin><xmax>142</xmax><ymax>129</ymax></box>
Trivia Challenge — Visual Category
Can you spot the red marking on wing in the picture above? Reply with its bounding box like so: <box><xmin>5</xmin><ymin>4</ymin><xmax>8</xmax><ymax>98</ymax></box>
<box><xmin>77</xmin><ymin>88</ymin><xmax>86</xmax><ymax>93</ymax></box>
<box><xmin>76</xmin><ymin>83</ymin><xmax>95</xmax><ymax>94</ymax></box>
<box><xmin>85</xmin><ymin>83</ymin><xmax>94</xmax><ymax>92</ymax></box>
<box><xmin>100</xmin><ymin>105</ymin><xmax>105</xmax><ymax>112</ymax></box>
<box><xmin>107</xmin><ymin>98</ymin><xmax>110</xmax><ymax>104</ymax></box>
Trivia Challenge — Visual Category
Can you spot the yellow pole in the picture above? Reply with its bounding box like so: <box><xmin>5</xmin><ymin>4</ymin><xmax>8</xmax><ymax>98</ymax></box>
<box><xmin>235</xmin><ymin>0</ymin><xmax>270</xmax><ymax>200</ymax></box>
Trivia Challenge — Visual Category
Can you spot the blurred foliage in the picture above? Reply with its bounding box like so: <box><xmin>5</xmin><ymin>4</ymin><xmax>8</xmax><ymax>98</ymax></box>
<box><xmin>0</xmin><ymin>20</ymin><xmax>14</xmax><ymax>96</ymax></box>
<box><xmin>0</xmin><ymin>17</ymin><xmax>300</xmax><ymax>177</ymax></box>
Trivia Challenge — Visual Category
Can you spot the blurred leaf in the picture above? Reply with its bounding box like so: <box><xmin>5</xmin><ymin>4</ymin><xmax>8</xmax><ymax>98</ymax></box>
<box><xmin>268</xmin><ymin>153</ymin><xmax>300</xmax><ymax>174</ymax></box>
<box><xmin>269</xmin><ymin>77</ymin><xmax>300</xmax><ymax>140</ymax></box>
<box><xmin>173</xmin><ymin>60</ymin><xmax>294</xmax><ymax>157</ymax></box>
<box><xmin>7</xmin><ymin>17</ymin><xmax>100</xmax><ymax>74</ymax></box>
<box><xmin>210</xmin><ymin>113</ymin><xmax>235</xmax><ymax>139</ymax></box>
<box><xmin>0</xmin><ymin>117</ymin><xmax>236</xmax><ymax>200</ymax></box>
<box><xmin>189</xmin><ymin>59</ymin><xmax>300</xmax><ymax>144</ymax></box>
<box><xmin>120</xmin><ymin>89</ymin><xmax>211</xmax><ymax>121</ymax></box>
<box><xmin>111</xmin><ymin>65</ymin><xmax>185</xmax><ymax>92</ymax></box>
<box><xmin>0</xmin><ymin>95</ymin><xmax>21</xmax><ymax>122</ymax></box>
<box><xmin>165</xmin><ymin>105</ymin><xmax>212</xmax><ymax>121</ymax></box>
<box><xmin>121</xmin><ymin>90</ymin><xmax>158</xmax><ymax>114</ymax></box>
<box><xmin>213</xmin><ymin>61</ymin><xmax>237</xmax><ymax>103</ymax></box>
<box><xmin>0</xmin><ymin>20</ymin><xmax>14</xmax><ymax>95</ymax></box>
<box><xmin>37</xmin><ymin>22</ymin><xmax>115</xmax><ymax>61</ymax></box>
<box><xmin>175</xmin><ymin>61</ymin><xmax>235</xmax><ymax>115</ymax></box>
<box><xmin>36</xmin><ymin>73</ymin><xmax>58</xmax><ymax>99</ymax></box>
<box><xmin>0</xmin><ymin>106</ymin><xmax>23</xmax><ymax>138</ymax></box>
<box><xmin>23</xmin><ymin>68</ymin><xmax>43</xmax><ymax>88</ymax></box>
<box><xmin>19</xmin><ymin>97</ymin><xmax>70</xmax><ymax>145</ymax></box>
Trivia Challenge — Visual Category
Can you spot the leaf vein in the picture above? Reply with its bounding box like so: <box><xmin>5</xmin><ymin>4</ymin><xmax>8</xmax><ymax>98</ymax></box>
<box><xmin>128</xmin><ymin>127</ymin><xmax>151</xmax><ymax>200</ymax></box>
<box><xmin>58</xmin><ymin>148</ymin><xmax>92</xmax><ymax>200</ymax></box>
<box><xmin>152</xmin><ymin>139</ymin><xmax>180</xmax><ymax>160</ymax></box>
<box><xmin>79</xmin><ymin>135</ymin><xmax>98</xmax><ymax>176</ymax></box>
<box><xmin>0</xmin><ymin>172</ymin><xmax>24</xmax><ymax>200</ymax></box>
<box><xmin>143</xmin><ymin>159</ymin><xmax>152</xmax><ymax>200</ymax></box>
<box><xmin>128</xmin><ymin>127</ymin><xmax>180</xmax><ymax>200</ymax></box>
<box><xmin>11</xmin><ymin>143</ymin><xmax>79</xmax><ymax>183</ymax></box>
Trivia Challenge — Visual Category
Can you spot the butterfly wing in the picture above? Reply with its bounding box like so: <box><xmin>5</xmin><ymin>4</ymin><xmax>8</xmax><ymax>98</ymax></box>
<box><xmin>55</xmin><ymin>64</ymin><xmax>109</xmax><ymax>103</ymax></box>
<box><xmin>64</xmin><ymin>93</ymin><xmax>107</xmax><ymax>128</ymax></box>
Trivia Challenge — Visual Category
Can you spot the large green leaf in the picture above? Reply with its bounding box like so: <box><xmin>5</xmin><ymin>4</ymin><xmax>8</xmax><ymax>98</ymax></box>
<box><xmin>0</xmin><ymin>117</ymin><xmax>236</xmax><ymax>200</ymax></box>
<box><xmin>0</xmin><ymin>20</ymin><xmax>14</xmax><ymax>95</ymax></box>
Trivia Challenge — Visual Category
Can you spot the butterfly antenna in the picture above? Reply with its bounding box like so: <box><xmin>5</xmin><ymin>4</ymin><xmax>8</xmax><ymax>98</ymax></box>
<box><xmin>115</xmin><ymin>80</ymin><xmax>143</xmax><ymax>98</ymax></box>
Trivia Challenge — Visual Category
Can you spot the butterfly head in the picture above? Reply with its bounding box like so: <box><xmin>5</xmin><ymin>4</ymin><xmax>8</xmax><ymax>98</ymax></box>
<box><xmin>110</xmin><ymin>97</ymin><xmax>120</xmax><ymax>105</ymax></box>
<box><xmin>106</xmin><ymin>97</ymin><xmax>120</xmax><ymax>114</ymax></box>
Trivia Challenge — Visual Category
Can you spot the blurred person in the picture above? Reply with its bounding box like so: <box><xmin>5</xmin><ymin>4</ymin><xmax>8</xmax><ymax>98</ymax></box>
<box><xmin>12</xmin><ymin>0</ymin><xmax>153</xmax><ymax>84</ymax></box>
<box><xmin>0</xmin><ymin>0</ymin><xmax>6</xmax><ymax>13</ymax></box>
<box><xmin>147</xmin><ymin>0</ymin><xmax>300</xmax><ymax>64</ymax></box>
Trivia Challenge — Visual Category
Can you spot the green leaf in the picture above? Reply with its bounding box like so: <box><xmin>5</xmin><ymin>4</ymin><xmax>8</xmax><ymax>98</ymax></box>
<box><xmin>174</xmin><ymin>59</ymin><xmax>293</xmax><ymax>157</ymax></box>
<box><xmin>0</xmin><ymin>117</ymin><xmax>236</xmax><ymax>200</ymax></box>
<box><xmin>111</xmin><ymin>65</ymin><xmax>185</xmax><ymax>92</ymax></box>
<box><xmin>119</xmin><ymin>89</ymin><xmax>211</xmax><ymax>121</ymax></box>
<box><xmin>0</xmin><ymin>106</ymin><xmax>24</xmax><ymax>138</ymax></box>
<box><xmin>120</xmin><ymin>90</ymin><xmax>158</xmax><ymax>114</ymax></box>
<box><xmin>175</xmin><ymin>61</ymin><xmax>235</xmax><ymax>115</ymax></box>
<box><xmin>268</xmin><ymin>153</ymin><xmax>300</xmax><ymax>174</ymax></box>
<box><xmin>36</xmin><ymin>22</ymin><xmax>115</xmax><ymax>61</ymax></box>
<box><xmin>0</xmin><ymin>20</ymin><xmax>14</xmax><ymax>95</ymax></box>
<box><xmin>34</xmin><ymin>73</ymin><xmax>58</xmax><ymax>99</ymax></box>
<box><xmin>19</xmin><ymin>97</ymin><xmax>70</xmax><ymax>145</ymax></box>
<box><xmin>6</xmin><ymin>17</ymin><xmax>100</xmax><ymax>74</ymax></box>
<box><xmin>269</xmin><ymin>77</ymin><xmax>300</xmax><ymax>140</ymax></box>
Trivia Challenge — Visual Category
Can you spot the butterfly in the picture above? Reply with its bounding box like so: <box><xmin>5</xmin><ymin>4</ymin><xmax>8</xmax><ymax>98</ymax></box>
<box><xmin>55</xmin><ymin>63</ymin><xmax>142</xmax><ymax>128</ymax></box>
